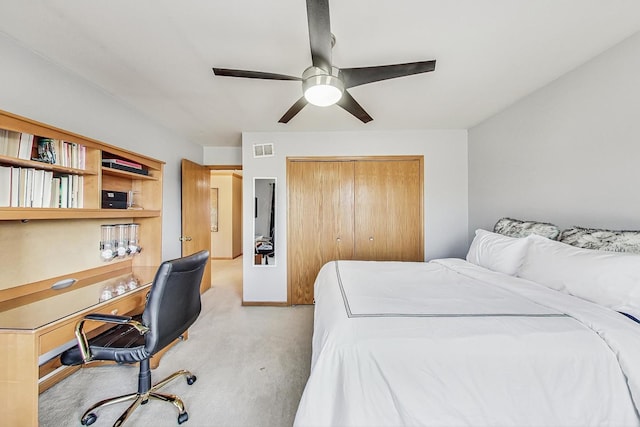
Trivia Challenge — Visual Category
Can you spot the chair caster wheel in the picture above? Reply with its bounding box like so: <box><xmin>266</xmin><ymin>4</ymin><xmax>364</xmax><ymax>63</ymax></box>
<box><xmin>178</xmin><ymin>412</ymin><xmax>189</xmax><ymax>424</ymax></box>
<box><xmin>81</xmin><ymin>413</ymin><xmax>97</xmax><ymax>426</ymax></box>
<box><xmin>186</xmin><ymin>375</ymin><xmax>197</xmax><ymax>385</ymax></box>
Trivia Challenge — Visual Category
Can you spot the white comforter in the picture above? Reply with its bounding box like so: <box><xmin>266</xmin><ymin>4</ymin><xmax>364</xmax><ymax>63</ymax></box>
<box><xmin>294</xmin><ymin>259</ymin><xmax>640</xmax><ymax>427</ymax></box>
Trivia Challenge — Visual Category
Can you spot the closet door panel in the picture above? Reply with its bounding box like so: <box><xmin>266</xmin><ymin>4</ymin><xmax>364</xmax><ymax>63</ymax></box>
<box><xmin>354</xmin><ymin>159</ymin><xmax>423</xmax><ymax>261</ymax></box>
<box><xmin>288</xmin><ymin>161</ymin><xmax>354</xmax><ymax>304</ymax></box>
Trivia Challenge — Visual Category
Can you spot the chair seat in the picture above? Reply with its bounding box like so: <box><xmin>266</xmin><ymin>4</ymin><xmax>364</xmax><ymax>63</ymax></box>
<box><xmin>61</xmin><ymin>317</ymin><xmax>150</xmax><ymax>365</ymax></box>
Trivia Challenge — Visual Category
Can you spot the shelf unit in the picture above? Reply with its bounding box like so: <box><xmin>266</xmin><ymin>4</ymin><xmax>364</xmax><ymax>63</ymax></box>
<box><xmin>0</xmin><ymin>109</ymin><xmax>164</xmax><ymax>278</ymax></box>
<box><xmin>0</xmin><ymin>109</ymin><xmax>165</xmax><ymax>426</ymax></box>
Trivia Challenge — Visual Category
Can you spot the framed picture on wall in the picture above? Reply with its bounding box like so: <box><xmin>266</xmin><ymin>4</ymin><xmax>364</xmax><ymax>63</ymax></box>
<box><xmin>211</xmin><ymin>188</ymin><xmax>218</xmax><ymax>232</ymax></box>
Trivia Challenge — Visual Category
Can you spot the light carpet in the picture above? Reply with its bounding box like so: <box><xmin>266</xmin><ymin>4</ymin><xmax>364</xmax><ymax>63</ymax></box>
<box><xmin>39</xmin><ymin>257</ymin><xmax>314</xmax><ymax>427</ymax></box>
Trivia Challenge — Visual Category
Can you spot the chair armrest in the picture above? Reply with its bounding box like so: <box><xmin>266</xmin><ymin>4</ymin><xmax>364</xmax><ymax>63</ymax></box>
<box><xmin>85</xmin><ymin>313</ymin><xmax>132</xmax><ymax>323</ymax></box>
<box><xmin>74</xmin><ymin>313</ymin><xmax>150</xmax><ymax>362</ymax></box>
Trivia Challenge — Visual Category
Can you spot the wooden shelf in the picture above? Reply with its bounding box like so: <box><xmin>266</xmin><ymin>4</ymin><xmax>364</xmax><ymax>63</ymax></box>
<box><xmin>0</xmin><ymin>154</ymin><xmax>97</xmax><ymax>176</ymax></box>
<box><xmin>101</xmin><ymin>166</ymin><xmax>158</xmax><ymax>181</ymax></box>
<box><xmin>0</xmin><ymin>208</ymin><xmax>161</xmax><ymax>220</ymax></box>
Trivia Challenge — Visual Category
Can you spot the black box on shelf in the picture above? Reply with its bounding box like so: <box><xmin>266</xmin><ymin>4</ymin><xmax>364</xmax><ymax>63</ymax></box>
<box><xmin>101</xmin><ymin>190</ymin><xmax>128</xmax><ymax>209</ymax></box>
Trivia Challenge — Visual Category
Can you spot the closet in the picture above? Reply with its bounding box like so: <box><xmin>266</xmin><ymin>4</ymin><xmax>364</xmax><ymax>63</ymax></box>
<box><xmin>287</xmin><ymin>156</ymin><xmax>423</xmax><ymax>304</ymax></box>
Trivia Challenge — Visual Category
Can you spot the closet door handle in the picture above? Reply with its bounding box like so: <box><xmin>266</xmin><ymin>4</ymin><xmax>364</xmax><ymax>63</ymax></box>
<box><xmin>369</xmin><ymin>236</ymin><xmax>374</xmax><ymax>241</ymax></box>
<box><xmin>336</xmin><ymin>237</ymin><xmax>341</xmax><ymax>242</ymax></box>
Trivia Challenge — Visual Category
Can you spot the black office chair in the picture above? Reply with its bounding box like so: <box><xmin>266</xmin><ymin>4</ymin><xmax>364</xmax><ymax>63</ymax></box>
<box><xmin>60</xmin><ymin>250</ymin><xmax>209</xmax><ymax>426</ymax></box>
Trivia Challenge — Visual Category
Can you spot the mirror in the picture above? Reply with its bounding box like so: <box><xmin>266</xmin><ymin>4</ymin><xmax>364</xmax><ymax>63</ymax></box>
<box><xmin>253</xmin><ymin>177</ymin><xmax>276</xmax><ymax>266</ymax></box>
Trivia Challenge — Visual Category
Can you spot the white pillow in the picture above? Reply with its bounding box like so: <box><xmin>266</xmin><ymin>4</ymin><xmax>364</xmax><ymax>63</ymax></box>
<box><xmin>466</xmin><ymin>229</ymin><xmax>531</xmax><ymax>276</ymax></box>
<box><xmin>518</xmin><ymin>234</ymin><xmax>640</xmax><ymax>318</ymax></box>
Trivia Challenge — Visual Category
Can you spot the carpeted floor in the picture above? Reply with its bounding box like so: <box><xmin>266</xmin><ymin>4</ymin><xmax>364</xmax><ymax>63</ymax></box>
<box><xmin>39</xmin><ymin>257</ymin><xmax>314</xmax><ymax>427</ymax></box>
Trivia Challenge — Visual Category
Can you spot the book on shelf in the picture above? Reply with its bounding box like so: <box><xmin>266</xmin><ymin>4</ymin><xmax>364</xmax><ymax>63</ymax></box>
<box><xmin>102</xmin><ymin>158</ymin><xmax>143</xmax><ymax>170</ymax></box>
<box><xmin>0</xmin><ymin>165</ymin><xmax>10</xmax><ymax>207</ymax></box>
<box><xmin>18</xmin><ymin>133</ymin><xmax>34</xmax><ymax>160</ymax></box>
<box><xmin>10</xmin><ymin>167</ymin><xmax>19</xmax><ymax>207</ymax></box>
<box><xmin>51</xmin><ymin>177</ymin><xmax>60</xmax><ymax>208</ymax></box>
<box><xmin>31</xmin><ymin>169</ymin><xmax>45</xmax><ymax>208</ymax></box>
<box><xmin>79</xmin><ymin>145</ymin><xmax>86</xmax><ymax>170</ymax></box>
<box><xmin>77</xmin><ymin>175</ymin><xmax>84</xmax><ymax>208</ymax></box>
<box><xmin>0</xmin><ymin>130</ymin><xmax>5</xmax><ymax>156</ymax></box>
<box><xmin>6</xmin><ymin>131</ymin><xmax>21</xmax><ymax>158</ymax></box>
<box><xmin>59</xmin><ymin>176</ymin><xmax>69</xmax><ymax>208</ymax></box>
<box><xmin>70</xmin><ymin>174</ymin><xmax>79</xmax><ymax>208</ymax></box>
<box><xmin>0</xmin><ymin>129</ymin><xmax>21</xmax><ymax>157</ymax></box>
<box><xmin>0</xmin><ymin>130</ymin><xmax>6</xmax><ymax>157</ymax></box>
<box><xmin>18</xmin><ymin>168</ymin><xmax>27</xmax><ymax>207</ymax></box>
<box><xmin>23</xmin><ymin>168</ymin><xmax>34</xmax><ymax>207</ymax></box>
<box><xmin>42</xmin><ymin>171</ymin><xmax>53</xmax><ymax>208</ymax></box>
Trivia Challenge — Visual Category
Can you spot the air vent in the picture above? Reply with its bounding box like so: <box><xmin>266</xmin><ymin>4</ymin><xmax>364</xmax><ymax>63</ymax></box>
<box><xmin>253</xmin><ymin>143</ymin><xmax>275</xmax><ymax>158</ymax></box>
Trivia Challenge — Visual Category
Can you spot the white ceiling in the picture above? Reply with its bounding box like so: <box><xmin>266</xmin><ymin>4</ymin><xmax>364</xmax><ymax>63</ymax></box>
<box><xmin>1</xmin><ymin>1</ymin><xmax>639</xmax><ymax>147</ymax></box>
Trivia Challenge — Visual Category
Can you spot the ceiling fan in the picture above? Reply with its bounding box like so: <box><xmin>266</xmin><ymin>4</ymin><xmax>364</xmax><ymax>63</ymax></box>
<box><xmin>212</xmin><ymin>0</ymin><xmax>436</xmax><ymax>124</ymax></box>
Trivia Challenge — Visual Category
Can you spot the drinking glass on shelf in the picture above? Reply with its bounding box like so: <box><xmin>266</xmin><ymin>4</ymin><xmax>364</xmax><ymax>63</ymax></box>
<box><xmin>99</xmin><ymin>286</ymin><xmax>114</xmax><ymax>302</ymax></box>
<box><xmin>127</xmin><ymin>190</ymin><xmax>142</xmax><ymax>210</ymax></box>
<box><xmin>115</xmin><ymin>280</ymin><xmax>127</xmax><ymax>296</ymax></box>
<box><xmin>126</xmin><ymin>274</ymin><xmax>139</xmax><ymax>290</ymax></box>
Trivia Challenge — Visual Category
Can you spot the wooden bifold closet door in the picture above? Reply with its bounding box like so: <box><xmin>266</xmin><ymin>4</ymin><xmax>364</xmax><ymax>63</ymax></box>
<box><xmin>287</xmin><ymin>156</ymin><xmax>423</xmax><ymax>305</ymax></box>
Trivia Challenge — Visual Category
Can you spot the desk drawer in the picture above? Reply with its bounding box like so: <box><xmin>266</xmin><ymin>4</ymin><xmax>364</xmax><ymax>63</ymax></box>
<box><xmin>39</xmin><ymin>290</ymin><xmax>148</xmax><ymax>356</ymax></box>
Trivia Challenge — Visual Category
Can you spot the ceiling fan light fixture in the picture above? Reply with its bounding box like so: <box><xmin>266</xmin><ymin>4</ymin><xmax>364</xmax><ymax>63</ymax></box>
<box><xmin>302</xmin><ymin>70</ymin><xmax>344</xmax><ymax>107</ymax></box>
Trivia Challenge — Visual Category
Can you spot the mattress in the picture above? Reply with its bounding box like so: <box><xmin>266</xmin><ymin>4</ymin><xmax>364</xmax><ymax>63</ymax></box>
<box><xmin>294</xmin><ymin>259</ymin><xmax>640</xmax><ymax>426</ymax></box>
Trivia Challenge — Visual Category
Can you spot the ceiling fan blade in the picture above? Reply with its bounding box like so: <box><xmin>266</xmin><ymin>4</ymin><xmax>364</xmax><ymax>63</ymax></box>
<box><xmin>212</xmin><ymin>68</ymin><xmax>301</xmax><ymax>81</ymax></box>
<box><xmin>339</xmin><ymin>60</ymin><xmax>436</xmax><ymax>89</ymax></box>
<box><xmin>306</xmin><ymin>0</ymin><xmax>332</xmax><ymax>73</ymax></box>
<box><xmin>337</xmin><ymin>90</ymin><xmax>373</xmax><ymax>123</ymax></box>
<box><xmin>278</xmin><ymin>97</ymin><xmax>308</xmax><ymax>123</ymax></box>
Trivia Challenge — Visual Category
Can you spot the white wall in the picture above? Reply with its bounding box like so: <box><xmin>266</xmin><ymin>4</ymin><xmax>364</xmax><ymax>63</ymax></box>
<box><xmin>204</xmin><ymin>146</ymin><xmax>242</xmax><ymax>165</ymax></box>
<box><xmin>0</xmin><ymin>34</ymin><xmax>203</xmax><ymax>260</ymax></box>
<box><xmin>469</xmin><ymin>31</ymin><xmax>640</xmax><ymax>237</ymax></box>
<box><xmin>242</xmin><ymin>130</ymin><xmax>468</xmax><ymax>303</ymax></box>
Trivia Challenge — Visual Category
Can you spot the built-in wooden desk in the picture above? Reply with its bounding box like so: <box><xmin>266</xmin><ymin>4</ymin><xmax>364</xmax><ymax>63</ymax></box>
<box><xmin>0</xmin><ymin>265</ymin><xmax>159</xmax><ymax>427</ymax></box>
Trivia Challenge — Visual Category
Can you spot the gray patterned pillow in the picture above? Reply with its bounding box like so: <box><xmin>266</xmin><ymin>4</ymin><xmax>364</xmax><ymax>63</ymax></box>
<box><xmin>559</xmin><ymin>226</ymin><xmax>640</xmax><ymax>254</ymax></box>
<box><xmin>493</xmin><ymin>217</ymin><xmax>560</xmax><ymax>240</ymax></box>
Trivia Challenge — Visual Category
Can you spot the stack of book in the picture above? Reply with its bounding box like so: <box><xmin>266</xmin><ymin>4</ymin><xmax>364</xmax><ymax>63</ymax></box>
<box><xmin>102</xmin><ymin>158</ymin><xmax>148</xmax><ymax>175</ymax></box>
<box><xmin>37</xmin><ymin>138</ymin><xmax>86</xmax><ymax>169</ymax></box>
<box><xmin>0</xmin><ymin>165</ymin><xmax>83</xmax><ymax>208</ymax></box>
<box><xmin>0</xmin><ymin>129</ymin><xmax>87</xmax><ymax>169</ymax></box>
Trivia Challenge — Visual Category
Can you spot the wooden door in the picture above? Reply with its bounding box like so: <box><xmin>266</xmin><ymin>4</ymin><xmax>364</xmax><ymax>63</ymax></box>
<box><xmin>288</xmin><ymin>160</ymin><xmax>354</xmax><ymax>304</ymax></box>
<box><xmin>181</xmin><ymin>159</ymin><xmax>212</xmax><ymax>293</ymax></box>
<box><xmin>353</xmin><ymin>159</ymin><xmax>423</xmax><ymax>261</ymax></box>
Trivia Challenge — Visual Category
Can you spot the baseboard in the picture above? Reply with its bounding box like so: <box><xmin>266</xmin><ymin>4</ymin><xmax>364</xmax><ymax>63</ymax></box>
<box><xmin>211</xmin><ymin>253</ymin><xmax>243</xmax><ymax>260</ymax></box>
<box><xmin>242</xmin><ymin>301</ymin><xmax>289</xmax><ymax>307</ymax></box>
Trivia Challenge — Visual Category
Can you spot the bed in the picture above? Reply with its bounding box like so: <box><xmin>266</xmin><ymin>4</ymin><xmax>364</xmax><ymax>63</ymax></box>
<box><xmin>294</xmin><ymin>219</ymin><xmax>640</xmax><ymax>426</ymax></box>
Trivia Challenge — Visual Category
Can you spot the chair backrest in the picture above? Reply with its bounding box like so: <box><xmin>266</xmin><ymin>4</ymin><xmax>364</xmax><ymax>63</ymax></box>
<box><xmin>142</xmin><ymin>250</ymin><xmax>209</xmax><ymax>355</ymax></box>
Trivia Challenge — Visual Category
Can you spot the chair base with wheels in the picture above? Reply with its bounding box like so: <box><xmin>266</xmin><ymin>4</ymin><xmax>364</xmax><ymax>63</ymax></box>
<box><xmin>78</xmin><ymin>358</ymin><xmax>196</xmax><ymax>426</ymax></box>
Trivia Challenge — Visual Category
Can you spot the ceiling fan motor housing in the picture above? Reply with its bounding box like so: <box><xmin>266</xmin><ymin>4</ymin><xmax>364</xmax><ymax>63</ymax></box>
<box><xmin>302</xmin><ymin>66</ymin><xmax>344</xmax><ymax>106</ymax></box>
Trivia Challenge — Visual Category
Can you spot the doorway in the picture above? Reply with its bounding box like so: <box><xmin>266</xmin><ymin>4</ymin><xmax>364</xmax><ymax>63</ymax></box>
<box><xmin>209</xmin><ymin>166</ymin><xmax>243</xmax><ymax>260</ymax></box>
<box><xmin>208</xmin><ymin>165</ymin><xmax>243</xmax><ymax>300</ymax></box>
